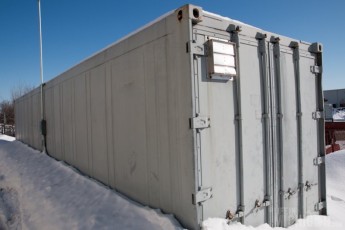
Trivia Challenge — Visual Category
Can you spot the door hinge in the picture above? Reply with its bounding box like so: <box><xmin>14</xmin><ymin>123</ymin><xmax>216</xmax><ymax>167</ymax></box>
<box><xmin>282</xmin><ymin>188</ymin><xmax>298</xmax><ymax>200</ymax></box>
<box><xmin>187</xmin><ymin>41</ymin><xmax>205</xmax><ymax>56</ymax></box>
<box><xmin>192</xmin><ymin>187</ymin><xmax>213</xmax><ymax>204</ymax></box>
<box><xmin>312</xmin><ymin>111</ymin><xmax>324</xmax><ymax>120</ymax></box>
<box><xmin>313</xmin><ymin>156</ymin><xmax>325</xmax><ymax>166</ymax></box>
<box><xmin>190</xmin><ymin>116</ymin><xmax>210</xmax><ymax>129</ymax></box>
<box><xmin>254</xmin><ymin>196</ymin><xmax>271</xmax><ymax>208</ymax></box>
<box><xmin>315</xmin><ymin>201</ymin><xmax>326</xmax><ymax>211</ymax></box>
<box><xmin>226</xmin><ymin>206</ymin><xmax>244</xmax><ymax>221</ymax></box>
<box><xmin>311</xmin><ymin>65</ymin><xmax>322</xmax><ymax>74</ymax></box>
<box><xmin>262</xmin><ymin>197</ymin><xmax>271</xmax><ymax>207</ymax></box>
<box><xmin>305</xmin><ymin>180</ymin><xmax>318</xmax><ymax>192</ymax></box>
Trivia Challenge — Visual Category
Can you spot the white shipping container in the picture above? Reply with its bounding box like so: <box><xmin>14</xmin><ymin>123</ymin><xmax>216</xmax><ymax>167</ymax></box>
<box><xmin>15</xmin><ymin>4</ymin><xmax>326</xmax><ymax>229</ymax></box>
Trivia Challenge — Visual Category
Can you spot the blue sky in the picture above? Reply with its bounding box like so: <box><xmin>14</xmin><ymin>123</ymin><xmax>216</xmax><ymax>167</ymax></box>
<box><xmin>0</xmin><ymin>0</ymin><xmax>344</xmax><ymax>101</ymax></box>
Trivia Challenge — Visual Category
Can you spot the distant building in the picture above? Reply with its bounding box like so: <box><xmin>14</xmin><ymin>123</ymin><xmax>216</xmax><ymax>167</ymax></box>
<box><xmin>324</xmin><ymin>88</ymin><xmax>345</xmax><ymax>108</ymax></box>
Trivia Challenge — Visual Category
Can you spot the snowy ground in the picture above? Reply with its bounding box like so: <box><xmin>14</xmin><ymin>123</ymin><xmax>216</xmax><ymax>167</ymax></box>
<box><xmin>0</xmin><ymin>135</ymin><xmax>345</xmax><ymax>230</ymax></box>
<box><xmin>0</xmin><ymin>135</ymin><xmax>182</xmax><ymax>230</ymax></box>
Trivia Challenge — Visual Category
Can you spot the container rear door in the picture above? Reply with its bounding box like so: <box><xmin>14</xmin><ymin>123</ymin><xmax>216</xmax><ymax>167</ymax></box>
<box><xmin>299</xmin><ymin>52</ymin><xmax>323</xmax><ymax>216</ymax></box>
<box><xmin>272</xmin><ymin>43</ymin><xmax>301</xmax><ymax>227</ymax></box>
<box><xmin>191</xmin><ymin>32</ymin><xmax>240</xmax><ymax>225</ymax></box>
<box><xmin>192</xmin><ymin>31</ymin><xmax>271</xmax><ymax>226</ymax></box>
<box><xmin>191</xmin><ymin>26</ymin><xmax>324</xmax><ymax>227</ymax></box>
<box><xmin>271</xmin><ymin>41</ymin><xmax>324</xmax><ymax>227</ymax></box>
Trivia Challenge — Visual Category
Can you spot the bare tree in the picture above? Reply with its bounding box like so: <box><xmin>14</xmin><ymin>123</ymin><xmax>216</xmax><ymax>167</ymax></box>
<box><xmin>11</xmin><ymin>83</ymin><xmax>35</xmax><ymax>103</ymax></box>
<box><xmin>0</xmin><ymin>84</ymin><xmax>34</xmax><ymax>126</ymax></box>
<box><xmin>0</xmin><ymin>100</ymin><xmax>14</xmax><ymax>125</ymax></box>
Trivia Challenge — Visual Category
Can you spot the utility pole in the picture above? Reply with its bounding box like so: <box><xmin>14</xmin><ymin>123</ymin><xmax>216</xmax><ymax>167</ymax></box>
<box><xmin>37</xmin><ymin>0</ymin><xmax>46</xmax><ymax>152</ymax></box>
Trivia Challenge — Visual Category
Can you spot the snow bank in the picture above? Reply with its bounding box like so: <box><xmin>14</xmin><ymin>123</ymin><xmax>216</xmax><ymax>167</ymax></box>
<box><xmin>333</xmin><ymin>108</ymin><xmax>345</xmax><ymax>120</ymax></box>
<box><xmin>0</xmin><ymin>134</ymin><xmax>15</xmax><ymax>142</ymax></box>
<box><xmin>0</xmin><ymin>136</ymin><xmax>182</xmax><ymax>229</ymax></box>
<box><xmin>325</xmin><ymin>149</ymin><xmax>345</xmax><ymax>228</ymax></box>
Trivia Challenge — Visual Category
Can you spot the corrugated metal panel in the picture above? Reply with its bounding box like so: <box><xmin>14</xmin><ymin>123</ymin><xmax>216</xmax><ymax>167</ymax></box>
<box><xmin>15</xmin><ymin>87</ymin><xmax>42</xmax><ymax>151</ymax></box>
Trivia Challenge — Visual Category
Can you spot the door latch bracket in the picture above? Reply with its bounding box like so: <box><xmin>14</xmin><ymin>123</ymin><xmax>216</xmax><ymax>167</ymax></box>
<box><xmin>311</xmin><ymin>65</ymin><xmax>322</xmax><ymax>74</ymax></box>
<box><xmin>312</xmin><ymin>111</ymin><xmax>324</xmax><ymax>120</ymax></box>
<box><xmin>187</xmin><ymin>41</ymin><xmax>205</xmax><ymax>56</ymax></box>
<box><xmin>315</xmin><ymin>201</ymin><xmax>326</xmax><ymax>211</ymax></box>
<box><xmin>192</xmin><ymin>187</ymin><xmax>213</xmax><ymax>204</ymax></box>
<box><xmin>190</xmin><ymin>116</ymin><xmax>210</xmax><ymax>129</ymax></box>
<box><xmin>313</xmin><ymin>156</ymin><xmax>325</xmax><ymax>166</ymax></box>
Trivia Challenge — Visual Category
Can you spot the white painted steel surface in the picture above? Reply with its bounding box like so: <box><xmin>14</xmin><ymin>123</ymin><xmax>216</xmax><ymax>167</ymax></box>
<box><xmin>14</xmin><ymin>5</ymin><xmax>326</xmax><ymax>229</ymax></box>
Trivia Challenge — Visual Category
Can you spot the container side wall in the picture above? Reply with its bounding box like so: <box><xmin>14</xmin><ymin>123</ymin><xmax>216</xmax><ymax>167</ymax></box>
<box><xmin>111</xmin><ymin>47</ymin><xmax>149</xmax><ymax>202</ymax></box>
<box><xmin>52</xmin><ymin>85</ymin><xmax>63</xmax><ymax>160</ymax></box>
<box><xmin>14</xmin><ymin>101</ymin><xmax>20</xmax><ymax>140</ymax></box>
<box><xmin>32</xmin><ymin>93</ymin><xmax>40</xmax><ymax>150</ymax></box>
<box><xmin>105</xmin><ymin>63</ymin><xmax>116</xmax><ymax>188</ymax></box>
<box><xmin>89</xmin><ymin>64</ymin><xmax>109</xmax><ymax>184</ymax></box>
<box><xmin>15</xmin><ymin>88</ymin><xmax>42</xmax><ymax>151</ymax></box>
<box><xmin>62</xmin><ymin>80</ymin><xmax>75</xmax><ymax>165</ymax></box>
<box><xmin>45</xmin><ymin>87</ymin><xmax>55</xmax><ymax>154</ymax></box>
<box><xmin>74</xmin><ymin>73</ymin><xmax>89</xmax><ymax>174</ymax></box>
<box><xmin>19</xmin><ymin>8</ymin><xmax>197</xmax><ymax>230</ymax></box>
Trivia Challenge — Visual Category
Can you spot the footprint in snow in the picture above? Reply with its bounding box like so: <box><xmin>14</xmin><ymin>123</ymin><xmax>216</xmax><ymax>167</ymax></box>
<box><xmin>330</xmin><ymin>195</ymin><xmax>345</xmax><ymax>203</ymax></box>
<box><xmin>0</xmin><ymin>187</ymin><xmax>22</xmax><ymax>230</ymax></box>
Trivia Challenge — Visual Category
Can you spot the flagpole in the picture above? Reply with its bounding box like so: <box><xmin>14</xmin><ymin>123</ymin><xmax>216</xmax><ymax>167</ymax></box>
<box><xmin>38</xmin><ymin>0</ymin><xmax>46</xmax><ymax>152</ymax></box>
